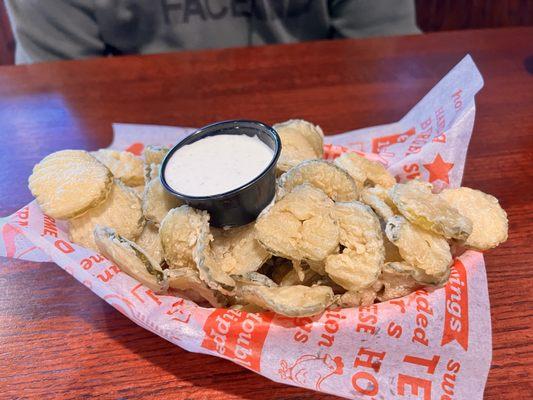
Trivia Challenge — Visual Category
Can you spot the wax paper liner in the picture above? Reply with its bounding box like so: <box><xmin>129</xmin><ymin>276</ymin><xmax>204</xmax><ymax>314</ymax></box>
<box><xmin>0</xmin><ymin>55</ymin><xmax>491</xmax><ymax>399</ymax></box>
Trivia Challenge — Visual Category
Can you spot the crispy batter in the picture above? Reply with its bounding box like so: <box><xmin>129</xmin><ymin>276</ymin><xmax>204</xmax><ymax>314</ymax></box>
<box><xmin>135</xmin><ymin>222</ymin><xmax>164</xmax><ymax>265</ymax></box>
<box><xmin>94</xmin><ymin>226</ymin><xmax>167</xmax><ymax>293</ymax></box>
<box><xmin>68</xmin><ymin>180</ymin><xmax>144</xmax><ymax>251</ymax></box>
<box><xmin>326</xmin><ymin>250</ymin><xmax>382</xmax><ymax>292</ymax></box>
<box><xmin>29</xmin><ymin>150</ymin><xmax>112</xmax><ymax>219</ymax></box>
<box><xmin>194</xmin><ymin>227</ymin><xmax>237</xmax><ymax>295</ymax></box>
<box><xmin>143</xmin><ymin>145</ymin><xmax>169</xmax><ymax>184</ymax></box>
<box><xmin>276</xmin><ymin>131</ymin><xmax>317</xmax><ymax>174</ymax></box>
<box><xmin>232</xmin><ymin>272</ymin><xmax>278</xmax><ymax>288</ymax></box>
<box><xmin>190</xmin><ymin>223</ymin><xmax>272</xmax><ymax>295</ymax></box>
<box><xmin>255</xmin><ymin>184</ymin><xmax>339</xmax><ymax>262</ymax></box>
<box><xmin>279</xmin><ymin>160</ymin><xmax>359</xmax><ymax>201</ymax></box>
<box><xmin>160</xmin><ymin>205</ymin><xmax>210</xmax><ymax>269</ymax></box>
<box><xmin>143</xmin><ymin>145</ymin><xmax>169</xmax><ymax>165</ymax></box>
<box><xmin>337</xmin><ymin>287</ymin><xmax>379</xmax><ymax>307</ymax></box>
<box><xmin>286</xmin><ymin>120</ymin><xmax>324</xmax><ymax>156</ymax></box>
<box><xmin>440</xmin><ymin>187</ymin><xmax>508</xmax><ymax>250</ymax></box>
<box><xmin>325</xmin><ymin>202</ymin><xmax>384</xmax><ymax>291</ymax></box>
<box><xmin>240</xmin><ymin>285</ymin><xmax>334</xmax><ymax>317</ymax></box>
<box><xmin>335</xmin><ymin>152</ymin><xmax>396</xmax><ymax>189</ymax></box>
<box><xmin>92</xmin><ymin>149</ymin><xmax>144</xmax><ymax>186</ymax></box>
<box><xmin>273</xmin><ymin>119</ymin><xmax>324</xmax><ymax>173</ymax></box>
<box><xmin>360</xmin><ymin>185</ymin><xmax>397</xmax><ymax>219</ymax></box>
<box><xmin>209</xmin><ymin>224</ymin><xmax>271</xmax><ymax>275</ymax></box>
<box><xmin>145</xmin><ymin>163</ymin><xmax>159</xmax><ymax>182</ymax></box>
<box><xmin>377</xmin><ymin>262</ymin><xmax>422</xmax><ymax>302</ymax></box>
<box><xmin>334</xmin><ymin>202</ymin><xmax>383</xmax><ymax>252</ymax></box>
<box><xmin>167</xmin><ymin>268</ymin><xmax>227</xmax><ymax>307</ymax></box>
<box><xmin>142</xmin><ymin>178</ymin><xmax>182</xmax><ymax>226</ymax></box>
<box><xmin>280</xmin><ymin>267</ymin><xmax>319</xmax><ymax>287</ymax></box>
<box><xmin>385</xmin><ymin>215</ymin><xmax>451</xmax><ymax>284</ymax></box>
<box><xmin>390</xmin><ymin>180</ymin><xmax>472</xmax><ymax>240</ymax></box>
<box><xmin>131</xmin><ymin>185</ymin><xmax>145</xmax><ymax>198</ymax></box>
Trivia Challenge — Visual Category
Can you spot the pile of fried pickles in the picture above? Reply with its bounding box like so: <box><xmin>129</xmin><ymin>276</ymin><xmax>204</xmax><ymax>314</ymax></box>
<box><xmin>28</xmin><ymin>120</ymin><xmax>508</xmax><ymax>317</ymax></box>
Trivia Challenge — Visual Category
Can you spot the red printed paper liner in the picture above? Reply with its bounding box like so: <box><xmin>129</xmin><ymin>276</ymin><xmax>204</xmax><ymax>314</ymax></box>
<box><xmin>0</xmin><ymin>202</ymin><xmax>492</xmax><ymax>399</ymax></box>
<box><xmin>0</xmin><ymin>55</ymin><xmax>492</xmax><ymax>399</ymax></box>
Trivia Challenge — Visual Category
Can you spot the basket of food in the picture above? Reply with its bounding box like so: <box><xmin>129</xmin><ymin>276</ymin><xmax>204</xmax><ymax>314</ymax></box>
<box><xmin>0</xmin><ymin>55</ymin><xmax>505</xmax><ymax>399</ymax></box>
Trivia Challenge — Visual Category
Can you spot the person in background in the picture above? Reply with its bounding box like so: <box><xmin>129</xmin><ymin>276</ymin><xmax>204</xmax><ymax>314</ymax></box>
<box><xmin>5</xmin><ymin>0</ymin><xmax>419</xmax><ymax>64</ymax></box>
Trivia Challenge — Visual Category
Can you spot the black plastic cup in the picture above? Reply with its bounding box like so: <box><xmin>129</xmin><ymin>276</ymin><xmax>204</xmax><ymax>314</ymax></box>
<box><xmin>160</xmin><ymin>120</ymin><xmax>281</xmax><ymax>228</ymax></box>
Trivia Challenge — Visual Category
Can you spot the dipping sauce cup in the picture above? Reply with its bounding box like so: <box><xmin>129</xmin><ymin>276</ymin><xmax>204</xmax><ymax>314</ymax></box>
<box><xmin>160</xmin><ymin>120</ymin><xmax>281</xmax><ymax>227</ymax></box>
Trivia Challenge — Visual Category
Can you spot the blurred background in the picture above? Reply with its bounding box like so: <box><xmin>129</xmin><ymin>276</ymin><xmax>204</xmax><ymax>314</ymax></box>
<box><xmin>0</xmin><ymin>0</ymin><xmax>531</xmax><ymax>66</ymax></box>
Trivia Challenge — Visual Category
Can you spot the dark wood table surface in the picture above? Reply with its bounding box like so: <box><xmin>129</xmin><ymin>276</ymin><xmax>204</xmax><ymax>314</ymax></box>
<box><xmin>1</xmin><ymin>27</ymin><xmax>532</xmax><ymax>399</ymax></box>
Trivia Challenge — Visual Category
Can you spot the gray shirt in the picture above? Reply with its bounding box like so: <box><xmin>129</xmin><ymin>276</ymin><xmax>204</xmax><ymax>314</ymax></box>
<box><xmin>6</xmin><ymin>0</ymin><xmax>419</xmax><ymax>64</ymax></box>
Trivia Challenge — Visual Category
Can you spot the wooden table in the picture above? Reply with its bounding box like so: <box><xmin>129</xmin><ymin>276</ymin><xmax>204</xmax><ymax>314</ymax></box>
<box><xmin>0</xmin><ymin>27</ymin><xmax>531</xmax><ymax>399</ymax></box>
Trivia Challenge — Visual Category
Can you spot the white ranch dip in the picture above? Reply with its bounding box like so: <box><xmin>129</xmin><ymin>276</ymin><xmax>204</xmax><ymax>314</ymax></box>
<box><xmin>165</xmin><ymin>134</ymin><xmax>274</xmax><ymax>196</ymax></box>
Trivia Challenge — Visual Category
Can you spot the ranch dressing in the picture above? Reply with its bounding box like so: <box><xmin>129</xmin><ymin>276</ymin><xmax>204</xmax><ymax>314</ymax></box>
<box><xmin>165</xmin><ymin>134</ymin><xmax>274</xmax><ymax>197</ymax></box>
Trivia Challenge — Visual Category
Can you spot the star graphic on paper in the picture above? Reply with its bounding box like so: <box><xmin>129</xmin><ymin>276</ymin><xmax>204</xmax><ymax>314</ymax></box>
<box><xmin>423</xmin><ymin>153</ymin><xmax>454</xmax><ymax>184</ymax></box>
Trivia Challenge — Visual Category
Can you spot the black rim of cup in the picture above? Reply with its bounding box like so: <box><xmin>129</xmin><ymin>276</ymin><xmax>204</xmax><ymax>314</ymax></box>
<box><xmin>160</xmin><ymin>119</ymin><xmax>281</xmax><ymax>201</ymax></box>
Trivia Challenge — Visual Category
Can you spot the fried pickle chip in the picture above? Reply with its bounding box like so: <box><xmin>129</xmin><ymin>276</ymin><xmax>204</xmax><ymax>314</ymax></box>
<box><xmin>190</xmin><ymin>224</ymin><xmax>270</xmax><ymax>295</ymax></box>
<box><xmin>92</xmin><ymin>149</ymin><xmax>144</xmax><ymax>187</ymax></box>
<box><xmin>167</xmin><ymin>268</ymin><xmax>227</xmax><ymax>307</ymax></box>
<box><xmin>280</xmin><ymin>267</ymin><xmax>319</xmax><ymax>287</ymax></box>
<box><xmin>143</xmin><ymin>145</ymin><xmax>169</xmax><ymax>183</ymax></box>
<box><xmin>360</xmin><ymin>186</ymin><xmax>397</xmax><ymax>219</ymax></box>
<box><xmin>194</xmin><ymin>239</ymin><xmax>237</xmax><ymax>295</ymax></box>
<box><xmin>325</xmin><ymin>202</ymin><xmax>384</xmax><ymax>291</ymax></box>
<box><xmin>161</xmin><ymin>206</ymin><xmax>236</xmax><ymax>294</ymax></box>
<box><xmin>334</xmin><ymin>202</ymin><xmax>384</xmax><ymax>252</ymax></box>
<box><xmin>377</xmin><ymin>262</ymin><xmax>422</xmax><ymax>302</ymax></box>
<box><xmin>334</xmin><ymin>152</ymin><xmax>396</xmax><ymax>189</ymax></box>
<box><xmin>287</xmin><ymin>120</ymin><xmax>324</xmax><ymax>157</ymax></box>
<box><xmin>240</xmin><ymin>285</ymin><xmax>334</xmax><ymax>317</ymax></box>
<box><xmin>160</xmin><ymin>205</ymin><xmax>210</xmax><ymax>269</ymax></box>
<box><xmin>439</xmin><ymin>187</ymin><xmax>508</xmax><ymax>250</ymax></box>
<box><xmin>145</xmin><ymin>164</ymin><xmax>159</xmax><ymax>183</ymax></box>
<box><xmin>142</xmin><ymin>178</ymin><xmax>182</xmax><ymax>226</ymax></box>
<box><xmin>209</xmin><ymin>224</ymin><xmax>271</xmax><ymax>275</ymax></box>
<box><xmin>131</xmin><ymin>185</ymin><xmax>145</xmax><ymax>198</ymax></box>
<box><xmin>135</xmin><ymin>222</ymin><xmax>164</xmax><ymax>265</ymax></box>
<box><xmin>385</xmin><ymin>216</ymin><xmax>451</xmax><ymax>284</ymax></box>
<box><xmin>255</xmin><ymin>184</ymin><xmax>339</xmax><ymax>262</ymax></box>
<box><xmin>273</xmin><ymin>119</ymin><xmax>324</xmax><ymax>173</ymax></box>
<box><xmin>233</xmin><ymin>271</ymin><xmax>278</xmax><ymax>288</ymax></box>
<box><xmin>29</xmin><ymin>150</ymin><xmax>112</xmax><ymax>219</ymax></box>
<box><xmin>279</xmin><ymin>160</ymin><xmax>359</xmax><ymax>201</ymax></box>
<box><xmin>326</xmin><ymin>250</ymin><xmax>381</xmax><ymax>292</ymax></box>
<box><xmin>337</xmin><ymin>287</ymin><xmax>379</xmax><ymax>307</ymax></box>
<box><xmin>143</xmin><ymin>145</ymin><xmax>169</xmax><ymax>166</ymax></box>
<box><xmin>189</xmin><ymin>221</ymin><xmax>238</xmax><ymax>295</ymax></box>
<box><xmin>94</xmin><ymin>226</ymin><xmax>167</xmax><ymax>293</ymax></box>
<box><xmin>68</xmin><ymin>180</ymin><xmax>144</xmax><ymax>251</ymax></box>
<box><xmin>390</xmin><ymin>180</ymin><xmax>472</xmax><ymax>241</ymax></box>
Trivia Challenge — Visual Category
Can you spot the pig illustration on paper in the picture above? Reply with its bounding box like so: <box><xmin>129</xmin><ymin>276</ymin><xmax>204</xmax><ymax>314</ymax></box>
<box><xmin>278</xmin><ymin>353</ymin><xmax>344</xmax><ymax>390</ymax></box>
